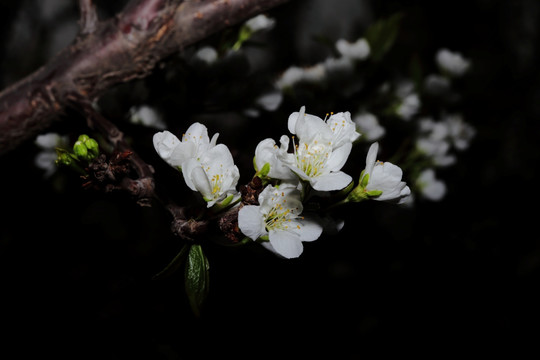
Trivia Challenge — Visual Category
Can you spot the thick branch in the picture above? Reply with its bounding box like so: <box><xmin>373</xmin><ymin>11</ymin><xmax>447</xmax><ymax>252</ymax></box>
<box><xmin>0</xmin><ymin>0</ymin><xmax>290</xmax><ymax>155</ymax></box>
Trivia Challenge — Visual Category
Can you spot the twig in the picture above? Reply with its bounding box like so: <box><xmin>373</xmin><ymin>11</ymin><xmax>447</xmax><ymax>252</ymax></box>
<box><xmin>78</xmin><ymin>0</ymin><xmax>98</xmax><ymax>35</ymax></box>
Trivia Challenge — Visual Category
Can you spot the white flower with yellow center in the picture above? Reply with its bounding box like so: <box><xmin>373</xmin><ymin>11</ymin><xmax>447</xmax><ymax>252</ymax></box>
<box><xmin>281</xmin><ymin>106</ymin><xmax>359</xmax><ymax>191</ymax></box>
<box><xmin>182</xmin><ymin>144</ymin><xmax>240</xmax><ymax>208</ymax></box>
<box><xmin>238</xmin><ymin>184</ymin><xmax>323</xmax><ymax>259</ymax></box>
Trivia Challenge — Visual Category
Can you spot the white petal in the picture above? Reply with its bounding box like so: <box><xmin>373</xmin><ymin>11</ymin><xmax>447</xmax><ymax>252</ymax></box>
<box><xmin>326</xmin><ymin>142</ymin><xmax>352</xmax><ymax>172</ymax></box>
<box><xmin>183</xmin><ymin>122</ymin><xmax>210</xmax><ymax>144</ymax></box>
<box><xmin>190</xmin><ymin>166</ymin><xmax>212</xmax><ymax>198</ymax></box>
<box><xmin>238</xmin><ymin>205</ymin><xmax>266</xmax><ymax>240</ymax></box>
<box><xmin>287</xmin><ymin>106</ymin><xmax>305</xmax><ymax>134</ymax></box>
<box><xmin>169</xmin><ymin>141</ymin><xmax>196</xmax><ymax>167</ymax></box>
<box><xmin>201</xmin><ymin>144</ymin><xmax>235</xmax><ymax>167</ymax></box>
<box><xmin>269</xmin><ymin>230</ymin><xmax>304</xmax><ymax>259</ymax></box>
<box><xmin>153</xmin><ymin>131</ymin><xmax>180</xmax><ymax>162</ymax></box>
<box><xmin>295</xmin><ymin>217</ymin><xmax>323</xmax><ymax>242</ymax></box>
<box><xmin>310</xmin><ymin>171</ymin><xmax>352</xmax><ymax>191</ymax></box>
<box><xmin>297</xmin><ymin>114</ymin><xmax>332</xmax><ymax>143</ymax></box>
<box><xmin>181</xmin><ymin>158</ymin><xmax>198</xmax><ymax>190</ymax></box>
<box><xmin>364</xmin><ymin>142</ymin><xmax>379</xmax><ymax>176</ymax></box>
<box><xmin>209</xmin><ymin>133</ymin><xmax>220</xmax><ymax>147</ymax></box>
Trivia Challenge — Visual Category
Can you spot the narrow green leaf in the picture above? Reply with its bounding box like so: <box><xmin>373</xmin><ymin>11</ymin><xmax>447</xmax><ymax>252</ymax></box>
<box><xmin>365</xmin><ymin>13</ymin><xmax>404</xmax><ymax>62</ymax></box>
<box><xmin>366</xmin><ymin>190</ymin><xmax>383</xmax><ymax>197</ymax></box>
<box><xmin>185</xmin><ymin>244</ymin><xmax>210</xmax><ymax>317</ymax></box>
<box><xmin>152</xmin><ymin>244</ymin><xmax>189</xmax><ymax>280</ymax></box>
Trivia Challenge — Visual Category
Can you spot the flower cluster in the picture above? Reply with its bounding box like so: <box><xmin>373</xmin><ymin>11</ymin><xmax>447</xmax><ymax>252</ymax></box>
<box><xmin>153</xmin><ymin>106</ymin><xmax>412</xmax><ymax>259</ymax></box>
<box><xmin>153</xmin><ymin>123</ymin><xmax>240</xmax><ymax>208</ymax></box>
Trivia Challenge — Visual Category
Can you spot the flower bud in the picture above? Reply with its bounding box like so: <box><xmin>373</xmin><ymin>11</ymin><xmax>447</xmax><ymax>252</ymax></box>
<box><xmin>55</xmin><ymin>150</ymin><xmax>73</xmax><ymax>166</ymax></box>
<box><xmin>78</xmin><ymin>134</ymin><xmax>91</xmax><ymax>143</ymax></box>
<box><xmin>84</xmin><ymin>138</ymin><xmax>99</xmax><ymax>159</ymax></box>
<box><xmin>73</xmin><ymin>140</ymin><xmax>88</xmax><ymax>159</ymax></box>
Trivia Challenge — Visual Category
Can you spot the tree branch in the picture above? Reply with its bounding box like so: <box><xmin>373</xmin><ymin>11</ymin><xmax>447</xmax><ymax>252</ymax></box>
<box><xmin>0</xmin><ymin>0</ymin><xmax>291</xmax><ymax>156</ymax></box>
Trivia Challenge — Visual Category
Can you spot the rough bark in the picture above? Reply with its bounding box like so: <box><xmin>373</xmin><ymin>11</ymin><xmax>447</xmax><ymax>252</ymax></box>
<box><xmin>0</xmin><ymin>0</ymin><xmax>290</xmax><ymax>155</ymax></box>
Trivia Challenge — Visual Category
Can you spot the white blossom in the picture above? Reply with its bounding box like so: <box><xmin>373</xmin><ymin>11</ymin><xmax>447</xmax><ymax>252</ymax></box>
<box><xmin>255</xmin><ymin>90</ymin><xmax>283</xmax><ymax>112</ymax></box>
<box><xmin>416</xmin><ymin>137</ymin><xmax>456</xmax><ymax>167</ymax></box>
<box><xmin>238</xmin><ymin>184</ymin><xmax>323</xmax><ymax>259</ymax></box>
<box><xmin>245</xmin><ymin>14</ymin><xmax>275</xmax><ymax>33</ymax></box>
<box><xmin>194</xmin><ymin>46</ymin><xmax>218</xmax><ymax>65</ymax></box>
<box><xmin>436</xmin><ymin>48</ymin><xmax>470</xmax><ymax>77</ymax></box>
<box><xmin>394</xmin><ymin>80</ymin><xmax>421</xmax><ymax>121</ymax></box>
<box><xmin>335</xmin><ymin>38</ymin><xmax>370</xmax><ymax>61</ymax></box>
<box><xmin>416</xmin><ymin>168</ymin><xmax>446</xmax><ymax>201</ymax></box>
<box><xmin>275</xmin><ymin>64</ymin><xmax>326</xmax><ymax>89</ymax></box>
<box><xmin>443</xmin><ymin>114</ymin><xmax>476</xmax><ymax>150</ymax></box>
<box><xmin>254</xmin><ymin>137</ymin><xmax>297</xmax><ymax>181</ymax></box>
<box><xmin>153</xmin><ymin>123</ymin><xmax>219</xmax><ymax>168</ymax></box>
<box><xmin>396</xmin><ymin>93</ymin><xmax>420</xmax><ymax>121</ymax></box>
<box><xmin>424</xmin><ymin>74</ymin><xmax>451</xmax><ymax>96</ymax></box>
<box><xmin>34</xmin><ymin>132</ymin><xmax>68</xmax><ymax>177</ymax></box>
<box><xmin>323</xmin><ymin>56</ymin><xmax>354</xmax><ymax>74</ymax></box>
<box><xmin>362</xmin><ymin>142</ymin><xmax>411</xmax><ymax>204</ymax></box>
<box><xmin>182</xmin><ymin>144</ymin><xmax>240</xmax><ymax>207</ymax></box>
<box><xmin>282</xmin><ymin>106</ymin><xmax>359</xmax><ymax>191</ymax></box>
<box><xmin>129</xmin><ymin>105</ymin><xmax>166</xmax><ymax>130</ymax></box>
<box><xmin>416</xmin><ymin>114</ymin><xmax>475</xmax><ymax>166</ymax></box>
<box><xmin>353</xmin><ymin>112</ymin><xmax>385</xmax><ymax>141</ymax></box>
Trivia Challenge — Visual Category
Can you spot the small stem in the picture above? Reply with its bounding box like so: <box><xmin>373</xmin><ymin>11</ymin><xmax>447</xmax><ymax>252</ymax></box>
<box><xmin>78</xmin><ymin>0</ymin><xmax>98</xmax><ymax>35</ymax></box>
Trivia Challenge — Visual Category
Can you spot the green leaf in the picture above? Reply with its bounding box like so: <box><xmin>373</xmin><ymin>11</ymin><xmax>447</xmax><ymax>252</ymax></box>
<box><xmin>185</xmin><ymin>244</ymin><xmax>210</xmax><ymax>317</ymax></box>
<box><xmin>366</xmin><ymin>190</ymin><xmax>383</xmax><ymax>197</ymax></box>
<box><xmin>364</xmin><ymin>13</ymin><xmax>404</xmax><ymax>62</ymax></box>
<box><xmin>152</xmin><ymin>244</ymin><xmax>189</xmax><ymax>280</ymax></box>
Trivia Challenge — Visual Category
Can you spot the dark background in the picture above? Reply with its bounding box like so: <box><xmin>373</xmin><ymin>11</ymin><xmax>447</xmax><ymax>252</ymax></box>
<box><xmin>1</xmin><ymin>0</ymin><xmax>539</xmax><ymax>358</ymax></box>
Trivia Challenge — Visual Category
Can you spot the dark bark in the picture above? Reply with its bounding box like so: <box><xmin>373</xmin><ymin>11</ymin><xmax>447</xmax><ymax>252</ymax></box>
<box><xmin>0</xmin><ymin>0</ymin><xmax>290</xmax><ymax>155</ymax></box>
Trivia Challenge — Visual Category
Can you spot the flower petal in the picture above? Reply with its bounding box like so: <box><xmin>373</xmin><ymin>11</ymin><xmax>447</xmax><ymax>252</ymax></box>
<box><xmin>182</xmin><ymin>122</ymin><xmax>210</xmax><ymax>144</ymax></box>
<box><xmin>190</xmin><ymin>165</ymin><xmax>212</xmax><ymax>198</ymax></box>
<box><xmin>153</xmin><ymin>131</ymin><xmax>180</xmax><ymax>162</ymax></box>
<box><xmin>310</xmin><ymin>171</ymin><xmax>352</xmax><ymax>191</ymax></box>
<box><xmin>325</xmin><ymin>142</ymin><xmax>352</xmax><ymax>172</ymax></box>
<box><xmin>169</xmin><ymin>141</ymin><xmax>195</xmax><ymax>167</ymax></box>
<box><xmin>294</xmin><ymin>217</ymin><xmax>323</xmax><ymax>242</ymax></box>
<box><xmin>287</xmin><ymin>106</ymin><xmax>305</xmax><ymax>134</ymax></box>
<box><xmin>269</xmin><ymin>229</ymin><xmax>304</xmax><ymax>259</ymax></box>
<box><xmin>364</xmin><ymin>142</ymin><xmax>379</xmax><ymax>177</ymax></box>
<box><xmin>238</xmin><ymin>205</ymin><xmax>267</xmax><ymax>240</ymax></box>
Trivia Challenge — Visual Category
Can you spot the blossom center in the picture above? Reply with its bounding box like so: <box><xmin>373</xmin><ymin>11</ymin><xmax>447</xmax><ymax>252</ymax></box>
<box><xmin>206</xmin><ymin>163</ymin><xmax>225</xmax><ymax>198</ymax></box>
<box><xmin>264</xmin><ymin>192</ymin><xmax>300</xmax><ymax>231</ymax></box>
<box><xmin>293</xmin><ymin>137</ymin><xmax>331</xmax><ymax>177</ymax></box>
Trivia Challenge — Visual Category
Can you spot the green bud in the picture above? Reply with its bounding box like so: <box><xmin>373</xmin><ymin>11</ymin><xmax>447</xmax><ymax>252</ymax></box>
<box><xmin>73</xmin><ymin>140</ymin><xmax>88</xmax><ymax>159</ymax></box>
<box><xmin>84</xmin><ymin>138</ymin><xmax>99</xmax><ymax>159</ymax></box>
<box><xmin>77</xmin><ymin>134</ymin><xmax>91</xmax><ymax>143</ymax></box>
<box><xmin>55</xmin><ymin>150</ymin><xmax>73</xmax><ymax>166</ymax></box>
